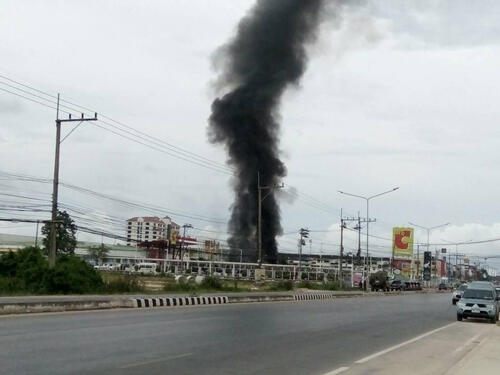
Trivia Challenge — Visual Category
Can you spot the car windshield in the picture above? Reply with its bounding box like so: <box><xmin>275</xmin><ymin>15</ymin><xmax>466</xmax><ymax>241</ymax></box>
<box><xmin>462</xmin><ymin>289</ymin><xmax>493</xmax><ymax>300</ymax></box>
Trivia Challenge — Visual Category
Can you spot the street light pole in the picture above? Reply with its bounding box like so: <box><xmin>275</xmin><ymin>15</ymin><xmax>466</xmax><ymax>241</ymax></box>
<box><xmin>338</xmin><ymin>187</ymin><xmax>399</xmax><ymax>286</ymax></box>
<box><xmin>408</xmin><ymin>221</ymin><xmax>449</xmax><ymax>285</ymax></box>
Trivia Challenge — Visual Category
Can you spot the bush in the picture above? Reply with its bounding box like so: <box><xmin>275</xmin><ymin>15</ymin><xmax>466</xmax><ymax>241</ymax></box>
<box><xmin>0</xmin><ymin>247</ymin><xmax>49</xmax><ymax>294</ymax></box>
<box><xmin>45</xmin><ymin>255</ymin><xmax>103</xmax><ymax>294</ymax></box>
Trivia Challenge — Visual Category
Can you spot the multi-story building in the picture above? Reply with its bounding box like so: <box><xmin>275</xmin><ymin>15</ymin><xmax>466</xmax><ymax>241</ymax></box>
<box><xmin>125</xmin><ymin>216</ymin><xmax>179</xmax><ymax>246</ymax></box>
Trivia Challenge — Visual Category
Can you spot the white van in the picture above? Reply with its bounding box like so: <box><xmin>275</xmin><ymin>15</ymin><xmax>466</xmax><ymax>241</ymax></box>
<box><xmin>135</xmin><ymin>262</ymin><xmax>158</xmax><ymax>275</ymax></box>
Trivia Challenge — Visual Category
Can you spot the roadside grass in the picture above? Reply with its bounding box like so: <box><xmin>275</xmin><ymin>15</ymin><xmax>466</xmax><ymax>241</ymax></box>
<box><xmin>163</xmin><ymin>277</ymin><xmax>252</xmax><ymax>294</ymax></box>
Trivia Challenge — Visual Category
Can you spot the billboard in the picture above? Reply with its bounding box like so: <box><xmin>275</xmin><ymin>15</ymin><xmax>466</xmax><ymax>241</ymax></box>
<box><xmin>393</xmin><ymin>227</ymin><xmax>414</xmax><ymax>258</ymax></box>
<box><xmin>423</xmin><ymin>251</ymin><xmax>432</xmax><ymax>281</ymax></box>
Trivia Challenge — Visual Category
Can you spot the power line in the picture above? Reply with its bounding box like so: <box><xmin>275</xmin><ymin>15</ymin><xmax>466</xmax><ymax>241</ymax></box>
<box><xmin>0</xmin><ymin>74</ymin><xmax>234</xmax><ymax>175</ymax></box>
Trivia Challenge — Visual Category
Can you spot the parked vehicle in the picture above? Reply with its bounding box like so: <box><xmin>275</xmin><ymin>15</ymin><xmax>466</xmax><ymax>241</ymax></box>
<box><xmin>389</xmin><ymin>279</ymin><xmax>403</xmax><ymax>291</ymax></box>
<box><xmin>134</xmin><ymin>262</ymin><xmax>158</xmax><ymax>275</ymax></box>
<box><xmin>404</xmin><ymin>281</ymin><xmax>422</xmax><ymax>291</ymax></box>
<box><xmin>438</xmin><ymin>283</ymin><xmax>448</xmax><ymax>290</ymax></box>
<box><xmin>94</xmin><ymin>263</ymin><xmax>119</xmax><ymax>271</ymax></box>
<box><xmin>452</xmin><ymin>284</ymin><xmax>468</xmax><ymax>305</ymax></box>
<box><xmin>369</xmin><ymin>271</ymin><xmax>389</xmax><ymax>291</ymax></box>
<box><xmin>456</xmin><ymin>283</ymin><xmax>500</xmax><ymax>323</ymax></box>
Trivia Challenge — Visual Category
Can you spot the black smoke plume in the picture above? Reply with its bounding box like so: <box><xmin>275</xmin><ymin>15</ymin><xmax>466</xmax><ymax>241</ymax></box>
<box><xmin>209</xmin><ymin>0</ymin><xmax>324</xmax><ymax>263</ymax></box>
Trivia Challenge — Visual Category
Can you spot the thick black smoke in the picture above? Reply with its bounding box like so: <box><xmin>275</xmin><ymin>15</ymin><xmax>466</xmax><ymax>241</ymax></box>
<box><xmin>209</xmin><ymin>0</ymin><xmax>324</xmax><ymax>263</ymax></box>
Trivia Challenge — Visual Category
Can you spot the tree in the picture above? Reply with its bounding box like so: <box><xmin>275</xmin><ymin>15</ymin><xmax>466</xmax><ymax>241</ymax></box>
<box><xmin>87</xmin><ymin>244</ymin><xmax>110</xmax><ymax>265</ymax></box>
<box><xmin>41</xmin><ymin>210</ymin><xmax>77</xmax><ymax>255</ymax></box>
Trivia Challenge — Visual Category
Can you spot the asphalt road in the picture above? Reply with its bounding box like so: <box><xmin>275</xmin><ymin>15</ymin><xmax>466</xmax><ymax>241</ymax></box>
<box><xmin>0</xmin><ymin>293</ymin><xmax>454</xmax><ymax>375</ymax></box>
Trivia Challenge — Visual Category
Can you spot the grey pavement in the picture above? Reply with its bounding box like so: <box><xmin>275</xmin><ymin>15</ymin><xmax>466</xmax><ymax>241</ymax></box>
<box><xmin>0</xmin><ymin>293</ymin><xmax>455</xmax><ymax>375</ymax></box>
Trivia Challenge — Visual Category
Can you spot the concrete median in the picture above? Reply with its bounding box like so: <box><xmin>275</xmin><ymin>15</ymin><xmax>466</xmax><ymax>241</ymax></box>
<box><xmin>0</xmin><ymin>289</ymin><xmax>439</xmax><ymax>315</ymax></box>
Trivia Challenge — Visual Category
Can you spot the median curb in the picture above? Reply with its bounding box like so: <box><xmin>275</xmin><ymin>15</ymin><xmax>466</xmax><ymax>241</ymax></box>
<box><xmin>0</xmin><ymin>289</ymin><xmax>440</xmax><ymax>315</ymax></box>
<box><xmin>0</xmin><ymin>298</ymin><xmax>127</xmax><ymax>315</ymax></box>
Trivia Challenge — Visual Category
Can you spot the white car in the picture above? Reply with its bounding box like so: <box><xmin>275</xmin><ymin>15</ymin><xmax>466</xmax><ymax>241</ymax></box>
<box><xmin>134</xmin><ymin>263</ymin><xmax>158</xmax><ymax>275</ymax></box>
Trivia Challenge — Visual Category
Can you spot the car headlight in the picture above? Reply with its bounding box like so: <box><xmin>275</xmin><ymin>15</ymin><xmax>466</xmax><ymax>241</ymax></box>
<box><xmin>457</xmin><ymin>301</ymin><xmax>465</xmax><ymax>308</ymax></box>
<box><xmin>487</xmin><ymin>304</ymin><xmax>495</xmax><ymax>309</ymax></box>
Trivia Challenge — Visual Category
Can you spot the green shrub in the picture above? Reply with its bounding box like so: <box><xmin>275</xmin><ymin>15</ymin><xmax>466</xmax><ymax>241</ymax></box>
<box><xmin>0</xmin><ymin>247</ymin><xmax>49</xmax><ymax>294</ymax></box>
<box><xmin>0</xmin><ymin>277</ymin><xmax>24</xmax><ymax>294</ymax></box>
<box><xmin>45</xmin><ymin>255</ymin><xmax>103</xmax><ymax>294</ymax></box>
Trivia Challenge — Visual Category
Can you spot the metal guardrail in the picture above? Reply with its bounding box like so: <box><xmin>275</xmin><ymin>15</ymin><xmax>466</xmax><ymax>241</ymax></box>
<box><xmin>94</xmin><ymin>255</ymin><xmax>361</xmax><ymax>281</ymax></box>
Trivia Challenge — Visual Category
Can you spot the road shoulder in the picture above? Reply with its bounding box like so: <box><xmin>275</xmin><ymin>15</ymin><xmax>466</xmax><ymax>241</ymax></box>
<box><xmin>327</xmin><ymin>320</ymin><xmax>500</xmax><ymax>375</ymax></box>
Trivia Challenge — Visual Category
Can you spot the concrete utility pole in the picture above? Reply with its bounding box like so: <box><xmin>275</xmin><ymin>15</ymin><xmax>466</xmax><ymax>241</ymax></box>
<box><xmin>355</xmin><ymin>211</ymin><xmax>361</xmax><ymax>261</ymax></box>
<box><xmin>416</xmin><ymin>244</ymin><xmax>420</xmax><ymax>279</ymax></box>
<box><xmin>342</xmin><ymin>213</ymin><xmax>366</xmax><ymax>286</ymax></box>
<box><xmin>180</xmin><ymin>223</ymin><xmax>193</xmax><ymax>263</ymax></box>
<box><xmin>338</xmin><ymin>187</ymin><xmax>399</xmax><ymax>282</ymax></box>
<box><xmin>257</xmin><ymin>171</ymin><xmax>283</xmax><ymax>266</ymax></box>
<box><xmin>298</xmin><ymin>228</ymin><xmax>309</xmax><ymax>280</ymax></box>
<box><xmin>50</xmin><ymin>94</ymin><xmax>97</xmax><ymax>268</ymax></box>
<box><xmin>340</xmin><ymin>210</ymin><xmax>344</xmax><ymax>285</ymax></box>
<box><xmin>34</xmin><ymin>219</ymin><xmax>40</xmax><ymax>248</ymax></box>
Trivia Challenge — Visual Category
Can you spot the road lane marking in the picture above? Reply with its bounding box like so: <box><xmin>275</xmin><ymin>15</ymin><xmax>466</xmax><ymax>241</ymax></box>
<box><xmin>120</xmin><ymin>353</ymin><xmax>192</xmax><ymax>369</ymax></box>
<box><xmin>354</xmin><ymin>322</ymin><xmax>457</xmax><ymax>364</ymax></box>
<box><xmin>324</xmin><ymin>366</ymin><xmax>350</xmax><ymax>374</ymax></box>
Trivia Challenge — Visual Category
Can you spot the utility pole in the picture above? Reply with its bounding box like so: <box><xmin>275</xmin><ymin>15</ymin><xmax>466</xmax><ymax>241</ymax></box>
<box><xmin>34</xmin><ymin>219</ymin><xmax>40</xmax><ymax>248</ymax></box>
<box><xmin>320</xmin><ymin>242</ymin><xmax>323</xmax><ymax>272</ymax></box>
<box><xmin>342</xmin><ymin>213</ymin><xmax>365</xmax><ymax>286</ymax></box>
<box><xmin>257</xmin><ymin>171</ymin><xmax>283</xmax><ymax>266</ymax></box>
<box><xmin>416</xmin><ymin>244</ymin><xmax>420</xmax><ymax>280</ymax></box>
<box><xmin>180</xmin><ymin>223</ymin><xmax>192</xmax><ymax>269</ymax></box>
<box><xmin>298</xmin><ymin>228</ymin><xmax>309</xmax><ymax>280</ymax></box>
<box><xmin>356</xmin><ymin>211</ymin><xmax>361</xmax><ymax>262</ymax></box>
<box><xmin>340</xmin><ymin>210</ymin><xmax>344</xmax><ymax>285</ymax></box>
<box><xmin>49</xmin><ymin>94</ymin><xmax>97</xmax><ymax>268</ymax></box>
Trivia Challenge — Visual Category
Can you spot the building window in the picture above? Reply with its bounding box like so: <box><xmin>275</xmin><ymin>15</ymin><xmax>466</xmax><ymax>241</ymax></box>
<box><xmin>128</xmin><ymin>231</ymin><xmax>131</xmax><ymax>234</ymax></box>
<box><xmin>128</xmin><ymin>222</ymin><xmax>132</xmax><ymax>225</ymax></box>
